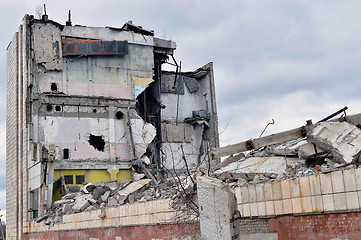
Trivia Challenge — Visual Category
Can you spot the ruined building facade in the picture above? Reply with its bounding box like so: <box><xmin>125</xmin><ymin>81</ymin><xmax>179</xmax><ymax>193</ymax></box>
<box><xmin>6</xmin><ymin>14</ymin><xmax>219</xmax><ymax>239</ymax></box>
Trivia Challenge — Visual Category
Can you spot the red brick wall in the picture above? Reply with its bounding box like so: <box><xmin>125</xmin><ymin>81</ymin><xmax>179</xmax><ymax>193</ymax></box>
<box><xmin>24</xmin><ymin>223</ymin><xmax>200</xmax><ymax>240</ymax></box>
<box><xmin>268</xmin><ymin>212</ymin><xmax>361</xmax><ymax>240</ymax></box>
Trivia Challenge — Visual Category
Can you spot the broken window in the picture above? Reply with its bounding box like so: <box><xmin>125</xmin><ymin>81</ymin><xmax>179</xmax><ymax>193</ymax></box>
<box><xmin>76</xmin><ymin>175</ymin><xmax>85</xmax><ymax>184</ymax></box>
<box><xmin>50</xmin><ymin>83</ymin><xmax>58</xmax><ymax>92</ymax></box>
<box><xmin>64</xmin><ymin>175</ymin><xmax>73</xmax><ymax>184</ymax></box>
<box><xmin>88</xmin><ymin>134</ymin><xmax>105</xmax><ymax>152</ymax></box>
<box><xmin>30</xmin><ymin>189</ymin><xmax>39</xmax><ymax>219</ymax></box>
<box><xmin>63</xmin><ymin>148</ymin><xmax>69</xmax><ymax>159</ymax></box>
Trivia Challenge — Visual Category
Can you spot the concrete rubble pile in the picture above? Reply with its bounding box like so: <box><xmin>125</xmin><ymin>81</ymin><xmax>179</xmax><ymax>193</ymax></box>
<box><xmin>213</xmin><ymin>121</ymin><xmax>361</xmax><ymax>186</ymax></box>
<box><xmin>41</xmin><ymin>173</ymin><xmax>181</xmax><ymax>224</ymax></box>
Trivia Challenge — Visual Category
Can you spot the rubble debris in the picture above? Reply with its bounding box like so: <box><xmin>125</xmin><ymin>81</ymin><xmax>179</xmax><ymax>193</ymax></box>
<box><xmin>308</xmin><ymin>122</ymin><xmax>361</xmax><ymax>164</ymax></box>
<box><xmin>298</xmin><ymin>143</ymin><xmax>327</xmax><ymax>159</ymax></box>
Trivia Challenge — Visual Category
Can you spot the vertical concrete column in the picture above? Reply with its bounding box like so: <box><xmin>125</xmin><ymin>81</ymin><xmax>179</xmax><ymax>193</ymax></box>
<box><xmin>197</xmin><ymin>176</ymin><xmax>240</xmax><ymax>240</ymax></box>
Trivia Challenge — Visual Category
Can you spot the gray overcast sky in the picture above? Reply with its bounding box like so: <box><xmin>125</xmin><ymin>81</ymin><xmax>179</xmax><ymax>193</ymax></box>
<box><xmin>1</xmin><ymin>0</ymin><xmax>361</xmax><ymax>213</ymax></box>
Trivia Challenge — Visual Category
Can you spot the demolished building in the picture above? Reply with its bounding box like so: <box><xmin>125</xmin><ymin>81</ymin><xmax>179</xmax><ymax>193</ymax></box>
<box><xmin>6</xmin><ymin>13</ymin><xmax>219</xmax><ymax>240</ymax></box>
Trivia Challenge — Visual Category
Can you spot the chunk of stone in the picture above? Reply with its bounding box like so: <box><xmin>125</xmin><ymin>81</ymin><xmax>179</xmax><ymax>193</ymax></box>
<box><xmin>298</xmin><ymin>143</ymin><xmax>326</xmax><ymax>159</ymax></box>
<box><xmin>62</xmin><ymin>192</ymin><xmax>81</xmax><ymax>200</ymax></box>
<box><xmin>117</xmin><ymin>179</ymin><xmax>152</xmax><ymax>197</ymax></box>
<box><xmin>53</xmin><ymin>199</ymin><xmax>73</xmax><ymax>208</ymax></box>
<box><xmin>133</xmin><ymin>173</ymin><xmax>145</xmax><ymax>181</ymax></box>
<box><xmin>101</xmin><ymin>191</ymin><xmax>111</xmax><ymax>202</ymax></box>
<box><xmin>103</xmin><ymin>180</ymin><xmax>118</xmax><ymax>189</ymax></box>
<box><xmin>72</xmin><ymin>198</ymin><xmax>90</xmax><ymax>213</ymax></box>
<box><xmin>92</xmin><ymin>186</ymin><xmax>111</xmax><ymax>200</ymax></box>
<box><xmin>62</xmin><ymin>203</ymin><xmax>72</xmax><ymax>214</ymax></box>
<box><xmin>107</xmin><ymin>196</ymin><xmax>119</xmax><ymax>207</ymax></box>
<box><xmin>266</xmin><ymin>139</ymin><xmax>307</xmax><ymax>156</ymax></box>
<box><xmin>308</xmin><ymin>122</ymin><xmax>361</xmax><ymax>164</ymax></box>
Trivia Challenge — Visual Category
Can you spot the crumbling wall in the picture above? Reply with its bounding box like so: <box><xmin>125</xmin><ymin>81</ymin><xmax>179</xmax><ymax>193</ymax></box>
<box><xmin>160</xmin><ymin>66</ymin><xmax>219</xmax><ymax>171</ymax></box>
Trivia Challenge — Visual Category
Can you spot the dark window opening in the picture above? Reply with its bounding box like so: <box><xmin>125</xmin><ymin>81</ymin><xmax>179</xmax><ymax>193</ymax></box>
<box><xmin>64</xmin><ymin>175</ymin><xmax>73</xmax><ymax>184</ymax></box>
<box><xmin>93</xmin><ymin>109</ymin><xmax>97</xmax><ymax>113</ymax></box>
<box><xmin>88</xmin><ymin>134</ymin><xmax>105</xmax><ymax>152</ymax></box>
<box><xmin>116</xmin><ymin>111</ymin><xmax>124</xmax><ymax>119</ymax></box>
<box><xmin>46</xmin><ymin>104</ymin><xmax>53</xmax><ymax>112</ymax></box>
<box><xmin>63</xmin><ymin>148</ymin><xmax>69</xmax><ymax>159</ymax></box>
<box><xmin>76</xmin><ymin>175</ymin><xmax>85</xmax><ymax>184</ymax></box>
<box><xmin>51</xmin><ymin>83</ymin><xmax>58</xmax><ymax>91</ymax></box>
<box><xmin>55</xmin><ymin>105</ymin><xmax>61</xmax><ymax>111</ymax></box>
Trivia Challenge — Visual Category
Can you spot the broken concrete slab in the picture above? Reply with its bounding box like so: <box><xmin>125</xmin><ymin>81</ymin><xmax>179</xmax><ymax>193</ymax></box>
<box><xmin>298</xmin><ymin>142</ymin><xmax>326</xmax><ymax>159</ymax></box>
<box><xmin>117</xmin><ymin>179</ymin><xmax>152</xmax><ymax>197</ymax></box>
<box><xmin>72</xmin><ymin>198</ymin><xmax>90</xmax><ymax>213</ymax></box>
<box><xmin>101</xmin><ymin>191</ymin><xmax>111</xmax><ymax>202</ymax></box>
<box><xmin>214</xmin><ymin>156</ymin><xmax>304</xmax><ymax>178</ymax></box>
<box><xmin>308</xmin><ymin>122</ymin><xmax>361</xmax><ymax>164</ymax></box>
<box><xmin>53</xmin><ymin>199</ymin><xmax>74</xmax><ymax>208</ymax></box>
<box><xmin>266</xmin><ymin>139</ymin><xmax>307</xmax><ymax>156</ymax></box>
<box><xmin>133</xmin><ymin>173</ymin><xmax>145</xmax><ymax>181</ymax></box>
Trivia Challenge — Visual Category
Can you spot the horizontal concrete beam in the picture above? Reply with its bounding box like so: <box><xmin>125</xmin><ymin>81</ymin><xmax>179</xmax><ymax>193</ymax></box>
<box><xmin>213</xmin><ymin>113</ymin><xmax>361</xmax><ymax>159</ymax></box>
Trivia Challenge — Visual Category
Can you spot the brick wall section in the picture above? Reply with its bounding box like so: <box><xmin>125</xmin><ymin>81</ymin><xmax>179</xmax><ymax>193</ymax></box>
<box><xmin>6</xmin><ymin>31</ymin><xmax>19</xmax><ymax>240</ymax></box>
<box><xmin>268</xmin><ymin>212</ymin><xmax>361</xmax><ymax>240</ymax></box>
<box><xmin>239</xmin><ymin>219</ymin><xmax>269</xmax><ymax>233</ymax></box>
<box><xmin>234</xmin><ymin>167</ymin><xmax>361</xmax><ymax>217</ymax></box>
<box><xmin>26</xmin><ymin>199</ymin><xmax>199</xmax><ymax>239</ymax></box>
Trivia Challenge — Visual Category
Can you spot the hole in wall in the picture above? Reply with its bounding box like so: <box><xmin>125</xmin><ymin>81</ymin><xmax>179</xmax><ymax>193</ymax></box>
<box><xmin>51</xmin><ymin>83</ymin><xmax>58</xmax><ymax>92</ymax></box>
<box><xmin>115</xmin><ymin>111</ymin><xmax>124</xmax><ymax>119</ymax></box>
<box><xmin>55</xmin><ymin>105</ymin><xmax>61</xmax><ymax>111</ymax></box>
<box><xmin>88</xmin><ymin>134</ymin><xmax>105</xmax><ymax>152</ymax></box>
<box><xmin>93</xmin><ymin>109</ymin><xmax>97</xmax><ymax>113</ymax></box>
<box><xmin>63</xmin><ymin>148</ymin><xmax>69</xmax><ymax>159</ymax></box>
<box><xmin>46</xmin><ymin>104</ymin><xmax>53</xmax><ymax>112</ymax></box>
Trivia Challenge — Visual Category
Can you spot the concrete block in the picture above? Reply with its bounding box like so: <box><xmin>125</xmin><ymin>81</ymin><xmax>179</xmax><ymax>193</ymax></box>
<box><xmin>320</xmin><ymin>173</ymin><xmax>333</xmax><ymax>194</ymax></box>
<box><xmin>308</xmin><ymin>121</ymin><xmax>361</xmax><ymax>164</ymax></box>
<box><xmin>265</xmin><ymin>201</ymin><xmax>275</xmax><ymax>216</ymax></box>
<box><xmin>243</xmin><ymin>204</ymin><xmax>251</xmax><ymax>217</ymax></box>
<box><xmin>292</xmin><ymin>198</ymin><xmax>302</xmax><ymax>214</ymax></box>
<box><xmin>272</xmin><ymin>182</ymin><xmax>282</xmax><ymax>200</ymax></box>
<box><xmin>299</xmin><ymin>176</ymin><xmax>311</xmax><ymax>197</ymax></box>
<box><xmin>343</xmin><ymin>168</ymin><xmax>357</xmax><ymax>192</ymax></box>
<box><xmin>311</xmin><ymin>196</ymin><xmax>323</xmax><ymax>211</ymax></box>
<box><xmin>264</xmin><ymin>182</ymin><xmax>273</xmax><ymax>201</ymax></box>
<box><xmin>249</xmin><ymin>202</ymin><xmax>258</xmax><ymax>216</ymax></box>
<box><xmin>282</xmin><ymin>199</ymin><xmax>292</xmax><ymax>214</ymax></box>
<box><xmin>249</xmin><ymin>185</ymin><xmax>257</xmax><ymax>203</ymax></box>
<box><xmin>298</xmin><ymin>142</ymin><xmax>326</xmax><ymax>159</ymax></box>
<box><xmin>241</xmin><ymin>186</ymin><xmax>249</xmax><ymax>203</ymax></box>
<box><xmin>334</xmin><ymin>193</ymin><xmax>347</xmax><ymax>210</ymax></box>
<box><xmin>346</xmin><ymin>191</ymin><xmax>359</xmax><ymax>209</ymax></box>
<box><xmin>257</xmin><ymin>202</ymin><xmax>266</xmax><ymax>216</ymax></box>
<box><xmin>309</xmin><ymin>174</ymin><xmax>321</xmax><ymax>196</ymax></box>
<box><xmin>256</xmin><ymin>184</ymin><xmax>265</xmax><ymax>202</ymax></box>
<box><xmin>355</xmin><ymin>168</ymin><xmax>361</xmax><ymax>191</ymax></box>
<box><xmin>300</xmin><ymin>197</ymin><xmax>312</xmax><ymax>213</ymax></box>
<box><xmin>322</xmin><ymin>194</ymin><xmax>335</xmax><ymax>211</ymax></box>
<box><xmin>274</xmin><ymin>200</ymin><xmax>283</xmax><ymax>215</ymax></box>
<box><xmin>281</xmin><ymin>179</ymin><xmax>291</xmax><ymax>199</ymax></box>
<box><xmin>331</xmin><ymin>171</ymin><xmax>345</xmax><ymax>193</ymax></box>
<box><xmin>290</xmin><ymin>179</ymin><xmax>300</xmax><ymax>198</ymax></box>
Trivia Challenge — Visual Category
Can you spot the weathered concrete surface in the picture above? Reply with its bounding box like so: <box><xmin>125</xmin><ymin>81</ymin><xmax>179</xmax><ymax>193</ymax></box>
<box><xmin>214</xmin><ymin>157</ymin><xmax>303</xmax><ymax>178</ymax></box>
<box><xmin>298</xmin><ymin>142</ymin><xmax>326</xmax><ymax>159</ymax></box>
<box><xmin>308</xmin><ymin>122</ymin><xmax>361</xmax><ymax>164</ymax></box>
<box><xmin>197</xmin><ymin>176</ymin><xmax>240</xmax><ymax>240</ymax></box>
<box><xmin>117</xmin><ymin>179</ymin><xmax>152</xmax><ymax>197</ymax></box>
<box><xmin>266</xmin><ymin>139</ymin><xmax>307</xmax><ymax>156</ymax></box>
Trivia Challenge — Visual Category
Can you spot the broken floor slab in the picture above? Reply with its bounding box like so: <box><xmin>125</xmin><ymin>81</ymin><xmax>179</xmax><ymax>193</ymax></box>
<box><xmin>298</xmin><ymin>142</ymin><xmax>327</xmax><ymax>159</ymax></box>
<box><xmin>265</xmin><ymin>139</ymin><xmax>307</xmax><ymax>156</ymax></box>
<box><xmin>117</xmin><ymin>179</ymin><xmax>152</xmax><ymax>197</ymax></box>
<box><xmin>214</xmin><ymin>156</ymin><xmax>304</xmax><ymax>178</ymax></box>
<box><xmin>308</xmin><ymin>122</ymin><xmax>361</xmax><ymax>164</ymax></box>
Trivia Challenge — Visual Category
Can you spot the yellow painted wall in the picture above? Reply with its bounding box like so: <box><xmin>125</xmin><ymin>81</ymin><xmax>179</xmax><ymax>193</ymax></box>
<box><xmin>53</xmin><ymin>169</ymin><xmax>132</xmax><ymax>201</ymax></box>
